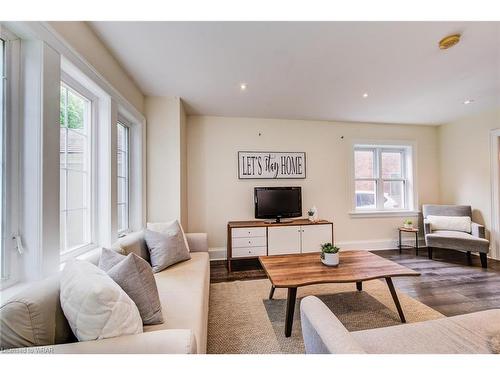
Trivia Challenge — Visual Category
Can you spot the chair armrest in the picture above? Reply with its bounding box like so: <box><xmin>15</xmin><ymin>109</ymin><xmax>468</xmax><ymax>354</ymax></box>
<box><xmin>423</xmin><ymin>219</ymin><xmax>432</xmax><ymax>235</ymax></box>
<box><xmin>471</xmin><ymin>222</ymin><xmax>486</xmax><ymax>239</ymax></box>
<box><xmin>186</xmin><ymin>233</ymin><xmax>209</xmax><ymax>253</ymax></box>
<box><xmin>8</xmin><ymin>329</ymin><xmax>197</xmax><ymax>354</ymax></box>
<box><xmin>300</xmin><ymin>296</ymin><xmax>366</xmax><ymax>354</ymax></box>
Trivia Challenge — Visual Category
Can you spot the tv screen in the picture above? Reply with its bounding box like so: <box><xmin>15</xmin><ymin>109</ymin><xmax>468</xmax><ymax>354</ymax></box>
<box><xmin>254</xmin><ymin>187</ymin><xmax>302</xmax><ymax>221</ymax></box>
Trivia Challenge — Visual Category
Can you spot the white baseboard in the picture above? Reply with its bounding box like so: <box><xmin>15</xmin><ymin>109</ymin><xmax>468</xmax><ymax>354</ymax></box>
<box><xmin>208</xmin><ymin>238</ymin><xmax>426</xmax><ymax>260</ymax></box>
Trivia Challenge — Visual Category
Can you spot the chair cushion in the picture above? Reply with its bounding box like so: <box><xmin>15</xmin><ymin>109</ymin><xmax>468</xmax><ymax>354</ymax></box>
<box><xmin>60</xmin><ymin>260</ymin><xmax>143</xmax><ymax>342</ymax></box>
<box><xmin>0</xmin><ymin>276</ymin><xmax>74</xmax><ymax>349</ymax></box>
<box><xmin>352</xmin><ymin>309</ymin><xmax>500</xmax><ymax>354</ymax></box>
<box><xmin>427</xmin><ymin>215</ymin><xmax>471</xmax><ymax>233</ymax></box>
<box><xmin>426</xmin><ymin>230</ymin><xmax>489</xmax><ymax>253</ymax></box>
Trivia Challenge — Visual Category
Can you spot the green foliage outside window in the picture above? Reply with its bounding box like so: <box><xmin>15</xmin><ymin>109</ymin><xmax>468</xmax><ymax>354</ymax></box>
<box><xmin>60</xmin><ymin>85</ymin><xmax>85</xmax><ymax>129</ymax></box>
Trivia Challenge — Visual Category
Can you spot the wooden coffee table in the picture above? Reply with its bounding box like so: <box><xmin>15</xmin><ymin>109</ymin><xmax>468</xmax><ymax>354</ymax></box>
<box><xmin>259</xmin><ymin>251</ymin><xmax>420</xmax><ymax>337</ymax></box>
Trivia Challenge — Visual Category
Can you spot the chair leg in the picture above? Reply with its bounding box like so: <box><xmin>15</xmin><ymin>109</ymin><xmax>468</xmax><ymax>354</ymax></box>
<box><xmin>427</xmin><ymin>247</ymin><xmax>433</xmax><ymax>259</ymax></box>
<box><xmin>480</xmin><ymin>253</ymin><xmax>487</xmax><ymax>268</ymax></box>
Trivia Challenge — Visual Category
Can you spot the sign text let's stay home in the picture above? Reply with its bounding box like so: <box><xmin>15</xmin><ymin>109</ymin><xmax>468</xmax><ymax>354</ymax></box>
<box><xmin>238</xmin><ymin>151</ymin><xmax>306</xmax><ymax>179</ymax></box>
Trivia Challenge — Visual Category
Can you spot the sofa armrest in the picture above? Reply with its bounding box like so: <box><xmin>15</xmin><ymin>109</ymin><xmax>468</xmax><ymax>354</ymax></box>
<box><xmin>424</xmin><ymin>219</ymin><xmax>432</xmax><ymax>235</ymax></box>
<box><xmin>300</xmin><ymin>296</ymin><xmax>366</xmax><ymax>354</ymax></box>
<box><xmin>471</xmin><ymin>222</ymin><xmax>486</xmax><ymax>239</ymax></box>
<box><xmin>186</xmin><ymin>233</ymin><xmax>209</xmax><ymax>253</ymax></box>
<box><xmin>8</xmin><ymin>329</ymin><xmax>197</xmax><ymax>354</ymax></box>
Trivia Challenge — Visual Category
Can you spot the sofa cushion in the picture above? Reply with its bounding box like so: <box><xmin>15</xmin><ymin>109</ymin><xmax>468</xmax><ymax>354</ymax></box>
<box><xmin>144</xmin><ymin>227</ymin><xmax>191</xmax><ymax>273</ymax></box>
<box><xmin>111</xmin><ymin>230</ymin><xmax>150</xmax><ymax>263</ymax></box>
<box><xmin>99</xmin><ymin>248</ymin><xmax>164</xmax><ymax>325</ymax></box>
<box><xmin>426</xmin><ymin>230</ymin><xmax>490</xmax><ymax>253</ymax></box>
<box><xmin>60</xmin><ymin>260</ymin><xmax>143</xmax><ymax>342</ymax></box>
<box><xmin>148</xmin><ymin>220</ymin><xmax>190</xmax><ymax>252</ymax></box>
<box><xmin>427</xmin><ymin>215</ymin><xmax>472</xmax><ymax>233</ymax></box>
<box><xmin>0</xmin><ymin>275</ymin><xmax>74</xmax><ymax>350</ymax></box>
<box><xmin>143</xmin><ymin>252</ymin><xmax>210</xmax><ymax>354</ymax></box>
<box><xmin>352</xmin><ymin>309</ymin><xmax>500</xmax><ymax>354</ymax></box>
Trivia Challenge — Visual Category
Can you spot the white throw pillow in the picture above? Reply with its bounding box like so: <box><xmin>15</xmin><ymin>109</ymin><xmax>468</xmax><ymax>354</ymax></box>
<box><xmin>60</xmin><ymin>260</ymin><xmax>143</xmax><ymax>342</ymax></box>
<box><xmin>147</xmin><ymin>220</ymin><xmax>190</xmax><ymax>252</ymax></box>
<box><xmin>427</xmin><ymin>215</ymin><xmax>472</xmax><ymax>233</ymax></box>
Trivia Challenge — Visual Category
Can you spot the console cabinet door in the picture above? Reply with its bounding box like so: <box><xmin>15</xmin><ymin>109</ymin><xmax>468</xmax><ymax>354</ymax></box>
<box><xmin>268</xmin><ymin>226</ymin><xmax>301</xmax><ymax>255</ymax></box>
<box><xmin>301</xmin><ymin>224</ymin><xmax>332</xmax><ymax>253</ymax></box>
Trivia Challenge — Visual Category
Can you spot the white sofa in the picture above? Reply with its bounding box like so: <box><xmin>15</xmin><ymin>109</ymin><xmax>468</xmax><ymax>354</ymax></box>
<box><xmin>300</xmin><ymin>296</ymin><xmax>500</xmax><ymax>354</ymax></box>
<box><xmin>0</xmin><ymin>231</ymin><xmax>210</xmax><ymax>354</ymax></box>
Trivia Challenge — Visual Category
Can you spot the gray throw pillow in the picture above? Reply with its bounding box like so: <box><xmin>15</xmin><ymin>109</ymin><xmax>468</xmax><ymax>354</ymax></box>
<box><xmin>98</xmin><ymin>248</ymin><xmax>164</xmax><ymax>325</ymax></box>
<box><xmin>144</xmin><ymin>227</ymin><xmax>191</xmax><ymax>273</ymax></box>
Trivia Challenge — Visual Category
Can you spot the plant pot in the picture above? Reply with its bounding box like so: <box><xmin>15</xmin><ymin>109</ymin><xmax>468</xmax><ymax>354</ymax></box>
<box><xmin>321</xmin><ymin>252</ymin><xmax>339</xmax><ymax>266</ymax></box>
<box><xmin>404</xmin><ymin>223</ymin><xmax>413</xmax><ymax>229</ymax></box>
<box><xmin>308</xmin><ymin>215</ymin><xmax>315</xmax><ymax>222</ymax></box>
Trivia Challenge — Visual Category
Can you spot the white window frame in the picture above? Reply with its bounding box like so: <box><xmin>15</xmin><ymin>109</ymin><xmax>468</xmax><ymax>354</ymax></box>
<box><xmin>0</xmin><ymin>27</ymin><xmax>20</xmax><ymax>289</ymax></box>
<box><xmin>350</xmin><ymin>140</ymin><xmax>418</xmax><ymax>218</ymax></box>
<box><xmin>59</xmin><ymin>73</ymin><xmax>98</xmax><ymax>260</ymax></box>
<box><xmin>117</xmin><ymin>118</ymin><xmax>130</xmax><ymax>236</ymax></box>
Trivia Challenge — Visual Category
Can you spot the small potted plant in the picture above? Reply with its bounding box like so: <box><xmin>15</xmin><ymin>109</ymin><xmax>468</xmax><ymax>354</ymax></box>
<box><xmin>403</xmin><ymin>219</ymin><xmax>413</xmax><ymax>229</ymax></box>
<box><xmin>320</xmin><ymin>243</ymin><xmax>340</xmax><ymax>266</ymax></box>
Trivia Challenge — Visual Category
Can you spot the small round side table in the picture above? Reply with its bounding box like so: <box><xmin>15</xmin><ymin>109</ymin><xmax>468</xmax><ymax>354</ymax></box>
<box><xmin>398</xmin><ymin>227</ymin><xmax>419</xmax><ymax>255</ymax></box>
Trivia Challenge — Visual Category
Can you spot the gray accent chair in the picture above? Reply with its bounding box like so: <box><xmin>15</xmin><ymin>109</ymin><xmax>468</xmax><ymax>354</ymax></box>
<box><xmin>300</xmin><ymin>296</ymin><xmax>500</xmax><ymax>354</ymax></box>
<box><xmin>422</xmin><ymin>204</ymin><xmax>489</xmax><ymax>268</ymax></box>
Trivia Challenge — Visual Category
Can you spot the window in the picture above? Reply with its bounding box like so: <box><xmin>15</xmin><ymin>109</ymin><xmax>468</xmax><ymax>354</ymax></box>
<box><xmin>353</xmin><ymin>144</ymin><xmax>413</xmax><ymax>212</ymax></box>
<box><xmin>59</xmin><ymin>82</ymin><xmax>93</xmax><ymax>254</ymax></box>
<box><xmin>1</xmin><ymin>37</ymin><xmax>6</xmax><ymax>278</ymax></box>
<box><xmin>117</xmin><ymin>121</ymin><xmax>129</xmax><ymax>234</ymax></box>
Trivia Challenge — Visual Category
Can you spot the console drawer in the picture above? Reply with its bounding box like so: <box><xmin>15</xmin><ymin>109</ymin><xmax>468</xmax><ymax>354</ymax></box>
<box><xmin>231</xmin><ymin>227</ymin><xmax>266</xmax><ymax>238</ymax></box>
<box><xmin>232</xmin><ymin>236</ymin><xmax>267</xmax><ymax>248</ymax></box>
<box><xmin>232</xmin><ymin>246</ymin><xmax>267</xmax><ymax>258</ymax></box>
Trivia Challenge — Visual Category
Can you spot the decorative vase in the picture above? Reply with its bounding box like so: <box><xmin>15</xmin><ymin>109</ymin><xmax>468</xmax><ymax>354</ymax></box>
<box><xmin>321</xmin><ymin>252</ymin><xmax>339</xmax><ymax>266</ymax></box>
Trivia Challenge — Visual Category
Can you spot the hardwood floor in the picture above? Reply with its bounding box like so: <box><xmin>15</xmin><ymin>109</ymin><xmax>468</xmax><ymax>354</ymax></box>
<box><xmin>210</xmin><ymin>248</ymin><xmax>500</xmax><ymax>317</ymax></box>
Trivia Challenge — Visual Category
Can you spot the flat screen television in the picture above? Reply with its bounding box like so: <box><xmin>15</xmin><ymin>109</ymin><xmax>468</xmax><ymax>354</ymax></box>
<box><xmin>254</xmin><ymin>187</ymin><xmax>302</xmax><ymax>223</ymax></box>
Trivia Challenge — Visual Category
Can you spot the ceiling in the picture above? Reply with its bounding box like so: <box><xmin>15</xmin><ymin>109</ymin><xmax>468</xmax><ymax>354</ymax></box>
<box><xmin>90</xmin><ymin>21</ymin><xmax>500</xmax><ymax>125</ymax></box>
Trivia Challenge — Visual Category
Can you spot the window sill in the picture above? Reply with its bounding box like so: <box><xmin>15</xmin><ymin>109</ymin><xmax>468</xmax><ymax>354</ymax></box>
<box><xmin>349</xmin><ymin>210</ymin><xmax>420</xmax><ymax>218</ymax></box>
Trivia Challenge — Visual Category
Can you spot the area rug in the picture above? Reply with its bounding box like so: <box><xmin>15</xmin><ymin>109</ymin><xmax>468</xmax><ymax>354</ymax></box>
<box><xmin>207</xmin><ymin>278</ymin><xmax>444</xmax><ymax>354</ymax></box>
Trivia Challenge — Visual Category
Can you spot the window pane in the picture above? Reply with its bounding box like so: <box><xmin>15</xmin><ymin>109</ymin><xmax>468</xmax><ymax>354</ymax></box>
<box><xmin>67</xmin><ymin>130</ymin><xmax>85</xmax><ymax>170</ymax></box>
<box><xmin>354</xmin><ymin>150</ymin><xmax>375</xmax><ymax>178</ymax></box>
<box><xmin>66</xmin><ymin>209</ymin><xmax>87</xmax><ymax>250</ymax></box>
<box><xmin>381</xmin><ymin>151</ymin><xmax>402</xmax><ymax>179</ymax></box>
<box><xmin>383</xmin><ymin>181</ymin><xmax>405</xmax><ymax>209</ymax></box>
<box><xmin>117</xmin><ymin>177</ymin><xmax>127</xmax><ymax>204</ymax></box>
<box><xmin>60</xmin><ymin>82</ymin><xmax>91</xmax><ymax>253</ymax></box>
<box><xmin>0</xmin><ymin>39</ymin><xmax>4</xmax><ymax>277</ymax></box>
<box><xmin>67</xmin><ymin>170</ymin><xmax>86</xmax><ymax>209</ymax></box>
<box><xmin>117</xmin><ymin>204</ymin><xmax>127</xmax><ymax>232</ymax></box>
<box><xmin>355</xmin><ymin>180</ymin><xmax>376</xmax><ymax>209</ymax></box>
<box><xmin>117</xmin><ymin>151</ymin><xmax>127</xmax><ymax>177</ymax></box>
<box><xmin>67</xmin><ymin>89</ymin><xmax>85</xmax><ymax>131</ymax></box>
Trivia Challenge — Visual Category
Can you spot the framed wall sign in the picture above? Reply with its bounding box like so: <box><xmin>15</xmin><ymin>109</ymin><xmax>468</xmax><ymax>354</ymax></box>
<box><xmin>238</xmin><ymin>151</ymin><xmax>306</xmax><ymax>179</ymax></box>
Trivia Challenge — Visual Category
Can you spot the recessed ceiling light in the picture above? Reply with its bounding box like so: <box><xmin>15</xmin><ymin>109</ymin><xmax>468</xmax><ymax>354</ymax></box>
<box><xmin>463</xmin><ymin>99</ymin><xmax>474</xmax><ymax>105</ymax></box>
<box><xmin>240</xmin><ymin>83</ymin><xmax>247</xmax><ymax>91</ymax></box>
<box><xmin>362</xmin><ymin>93</ymin><xmax>368</xmax><ymax>98</ymax></box>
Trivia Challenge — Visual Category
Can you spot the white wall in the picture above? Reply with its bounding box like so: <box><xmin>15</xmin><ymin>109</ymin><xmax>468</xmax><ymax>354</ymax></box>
<box><xmin>187</xmin><ymin>115</ymin><xmax>440</xmax><ymax>256</ymax></box>
<box><xmin>439</xmin><ymin>108</ymin><xmax>500</xmax><ymax>257</ymax></box>
<box><xmin>146</xmin><ymin>97</ymin><xmax>188</xmax><ymax>227</ymax></box>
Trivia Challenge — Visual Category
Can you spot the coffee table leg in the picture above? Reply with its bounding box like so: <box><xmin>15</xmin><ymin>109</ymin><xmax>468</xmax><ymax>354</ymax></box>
<box><xmin>269</xmin><ymin>285</ymin><xmax>276</xmax><ymax>300</ymax></box>
<box><xmin>356</xmin><ymin>281</ymin><xmax>362</xmax><ymax>291</ymax></box>
<box><xmin>385</xmin><ymin>277</ymin><xmax>406</xmax><ymax>323</ymax></box>
<box><xmin>285</xmin><ymin>287</ymin><xmax>297</xmax><ymax>337</ymax></box>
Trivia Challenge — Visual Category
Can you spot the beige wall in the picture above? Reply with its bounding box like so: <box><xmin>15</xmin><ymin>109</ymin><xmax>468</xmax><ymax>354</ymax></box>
<box><xmin>146</xmin><ymin>97</ymin><xmax>188</xmax><ymax>228</ymax></box>
<box><xmin>187</xmin><ymin>116</ymin><xmax>440</xmax><ymax>253</ymax></box>
<box><xmin>48</xmin><ymin>21</ymin><xmax>144</xmax><ymax>113</ymax></box>
<box><xmin>439</xmin><ymin>108</ymin><xmax>500</xmax><ymax>236</ymax></box>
